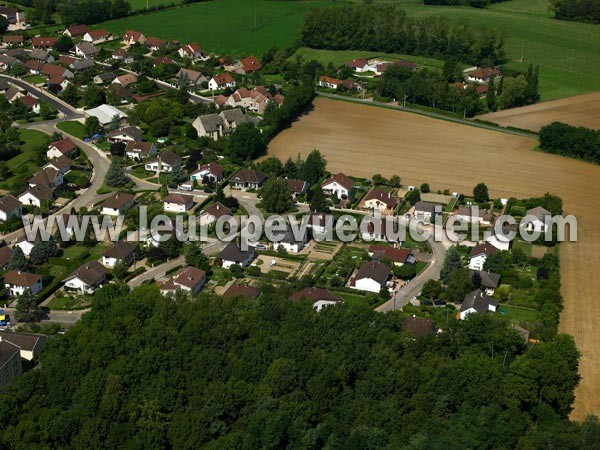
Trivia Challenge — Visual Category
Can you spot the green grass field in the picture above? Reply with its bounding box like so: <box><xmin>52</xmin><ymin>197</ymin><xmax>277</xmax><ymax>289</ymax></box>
<box><xmin>102</xmin><ymin>0</ymin><xmax>340</xmax><ymax>56</ymax></box>
<box><xmin>128</xmin><ymin>0</ymin><xmax>176</xmax><ymax>12</ymax></box>
<box><xmin>56</xmin><ymin>121</ymin><xmax>85</xmax><ymax>139</ymax></box>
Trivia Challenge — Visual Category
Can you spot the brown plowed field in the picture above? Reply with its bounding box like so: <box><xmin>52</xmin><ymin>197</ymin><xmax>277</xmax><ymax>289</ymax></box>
<box><xmin>479</xmin><ymin>92</ymin><xmax>600</xmax><ymax>132</ymax></box>
<box><xmin>268</xmin><ymin>97</ymin><xmax>600</xmax><ymax>419</ymax></box>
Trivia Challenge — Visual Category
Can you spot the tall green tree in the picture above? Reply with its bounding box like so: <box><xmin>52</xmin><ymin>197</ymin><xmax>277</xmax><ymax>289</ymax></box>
<box><xmin>486</xmin><ymin>76</ymin><xmax>497</xmax><ymax>112</ymax></box>
<box><xmin>7</xmin><ymin>246</ymin><xmax>27</xmax><ymax>271</ymax></box>
<box><xmin>309</xmin><ymin>186</ymin><xmax>329</xmax><ymax>213</ymax></box>
<box><xmin>300</xmin><ymin>149</ymin><xmax>327</xmax><ymax>185</ymax></box>
<box><xmin>441</xmin><ymin>246</ymin><xmax>463</xmax><ymax>283</ymax></box>
<box><xmin>104</xmin><ymin>157</ymin><xmax>130</xmax><ymax>187</ymax></box>
<box><xmin>228</xmin><ymin>123</ymin><xmax>265</xmax><ymax>162</ymax></box>
<box><xmin>473</xmin><ymin>182</ymin><xmax>489</xmax><ymax>203</ymax></box>
<box><xmin>260</xmin><ymin>179</ymin><xmax>291</xmax><ymax>214</ymax></box>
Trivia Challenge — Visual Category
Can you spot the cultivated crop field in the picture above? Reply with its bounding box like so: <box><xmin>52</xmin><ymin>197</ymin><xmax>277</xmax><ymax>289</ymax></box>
<box><xmin>268</xmin><ymin>97</ymin><xmax>600</xmax><ymax>419</ymax></box>
<box><xmin>478</xmin><ymin>92</ymin><xmax>600</xmax><ymax>132</ymax></box>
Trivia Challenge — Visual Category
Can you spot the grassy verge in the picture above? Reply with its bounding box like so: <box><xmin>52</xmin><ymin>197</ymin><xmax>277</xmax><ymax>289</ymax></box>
<box><xmin>57</xmin><ymin>121</ymin><xmax>85</xmax><ymax>139</ymax></box>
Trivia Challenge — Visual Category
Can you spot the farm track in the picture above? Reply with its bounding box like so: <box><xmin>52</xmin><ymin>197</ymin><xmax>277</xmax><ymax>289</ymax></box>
<box><xmin>268</xmin><ymin>97</ymin><xmax>600</xmax><ymax>419</ymax></box>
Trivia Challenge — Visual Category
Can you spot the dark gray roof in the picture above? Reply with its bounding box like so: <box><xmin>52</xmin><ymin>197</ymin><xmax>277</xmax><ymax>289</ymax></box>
<box><xmin>197</xmin><ymin>113</ymin><xmax>223</xmax><ymax>133</ymax></box>
<box><xmin>220</xmin><ymin>242</ymin><xmax>254</xmax><ymax>263</ymax></box>
<box><xmin>30</xmin><ymin>48</ymin><xmax>50</xmax><ymax>61</ymax></box>
<box><xmin>469</xmin><ymin>242</ymin><xmax>498</xmax><ymax>258</ymax></box>
<box><xmin>414</xmin><ymin>201</ymin><xmax>437</xmax><ymax>214</ymax></box>
<box><xmin>231</xmin><ymin>169</ymin><xmax>266</xmax><ymax>184</ymax></box>
<box><xmin>70</xmin><ymin>58</ymin><xmax>94</xmax><ymax>71</ymax></box>
<box><xmin>0</xmin><ymin>341</ymin><xmax>20</xmax><ymax>369</ymax></box>
<box><xmin>76</xmin><ymin>42</ymin><xmax>99</xmax><ymax>56</ymax></box>
<box><xmin>402</xmin><ymin>316</ymin><xmax>435</xmax><ymax>337</ymax></box>
<box><xmin>0</xmin><ymin>331</ymin><xmax>47</xmax><ymax>352</ymax></box>
<box><xmin>220</xmin><ymin>108</ymin><xmax>248</xmax><ymax>125</ymax></box>
<box><xmin>280</xmin><ymin>225</ymin><xmax>308</xmax><ymax>245</ymax></box>
<box><xmin>355</xmin><ymin>261</ymin><xmax>390</xmax><ymax>285</ymax></box>
<box><xmin>460</xmin><ymin>289</ymin><xmax>498</xmax><ymax>314</ymax></box>
<box><xmin>478</xmin><ymin>271</ymin><xmax>501</xmax><ymax>289</ymax></box>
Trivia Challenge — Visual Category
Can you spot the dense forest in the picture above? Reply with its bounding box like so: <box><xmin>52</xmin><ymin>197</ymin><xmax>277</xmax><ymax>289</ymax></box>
<box><xmin>550</xmin><ymin>0</ymin><xmax>600</xmax><ymax>24</ymax></box>
<box><xmin>0</xmin><ymin>285</ymin><xmax>598</xmax><ymax>449</ymax></box>
<box><xmin>539</xmin><ymin>122</ymin><xmax>600</xmax><ymax>164</ymax></box>
<box><xmin>301</xmin><ymin>4</ymin><xmax>506</xmax><ymax>66</ymax></box>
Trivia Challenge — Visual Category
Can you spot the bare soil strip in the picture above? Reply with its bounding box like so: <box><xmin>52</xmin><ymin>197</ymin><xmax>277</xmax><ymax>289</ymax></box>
<box><xmin>268</xmin><ymin>98</ymin><xmax>600</xmax><ymax>419</ymax></box>
<box><xmin>479</xmin><ymin>92</ymin><xmax>600</xmax><ymax>132</ymax></box>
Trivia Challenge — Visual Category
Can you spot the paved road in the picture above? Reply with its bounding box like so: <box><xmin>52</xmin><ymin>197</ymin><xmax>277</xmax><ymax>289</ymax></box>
<box><xmin>317</xmin><ymin>92</ymin><xmax>539</xmax><ymax>140</ymax></box>
<box><xmin>376</xmin><ymin>219</ymin><xmax>449</xmax><ymax>312</ymax></box>
<box><xmin>2</xmin><ymin>307</ymin><xmax>88</xmax><ymax>329</ymax></box>
<box><xmin>0</xmin><ymin>74</ymin><xmax>85</xmax><ymax>119</ymax></box>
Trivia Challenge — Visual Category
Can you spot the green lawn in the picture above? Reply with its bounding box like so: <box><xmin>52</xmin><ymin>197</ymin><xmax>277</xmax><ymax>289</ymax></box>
<box><xmin>497</xmin><ymin>303</ymin><xmax>539</xmax><ymax>324</ymax></box>
<box><xmin>62</xmin><ymin>245</ymin><xmax>90</xmax><ymax>260</ymax></box>
<box><xmin>8</xmin><ymin>129</ymin><xmax>47</xmax><ymax>171</ymax></box>
<box><xmin>56</xmin><ymin>121</ymin><xmax>85</xmax><ymax>139</ymax></box>
<box><xmin>128</xmin><ymin>0</ymin><xmax>178</xmax><ymax>12</ymax></box>
<box><xmin>22</xmin><ymin>75</ymin><xmax>47</xmax><ymax>85</ymax></box>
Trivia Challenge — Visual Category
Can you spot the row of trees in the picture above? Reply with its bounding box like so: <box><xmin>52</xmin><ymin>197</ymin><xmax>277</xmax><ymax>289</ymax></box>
<box><xmin>0</xmin><ymin>285</ymin><xmax>594</xmax><ymax>449</ymax></box>
<box><xmin>58</xmin><ymin>0</ymin><xmax>130</xmax><ymax>25</ymax></box>
<box><xmin>539</xmin><ymin>121</ymin><xmax>600</xmax><ymax>164</ymax></box>
<box><xmin>302</xmin><ymin>3</ymin><xmax>506</xmax><ymax>66</ymax></box>
<box><xmin>550</xmin><ymin>0</ymin><xmax>600</xmax><ymax>24</ymax></box>
<box><xmin>424</xmin><ymin>0</ymin><xmax>509</xmax><ymax>7</ymax></box>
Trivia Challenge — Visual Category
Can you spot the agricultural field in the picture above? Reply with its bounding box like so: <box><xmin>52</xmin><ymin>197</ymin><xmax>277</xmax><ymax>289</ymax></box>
<box><xmin>268</xmin><ymin>97</ymin><xmax>600</xmax><ymax>419</ymax></box>
<box><xmin>479</xmin><ymin>92</ymin><xmax>600</xmax><ymax>132</ymax></box>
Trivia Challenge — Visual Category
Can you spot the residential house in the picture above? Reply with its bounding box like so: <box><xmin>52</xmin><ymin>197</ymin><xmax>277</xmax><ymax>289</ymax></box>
<box><xmin>101</xmin><ymin>241</ymin><xmax>136</xmax><ymax>268</ymax></box>
<box><xmin>0</xmin><ymin>196</ymin><xmax>21</xmax><ymax>221</ymax></box>
<box><xmin>108</xmin><ymin>84</ymin><xmax>132</xmax><ymax>103</ymax></box>
<box><xmin>199</xmin><ymin>202</ymin><xmax>231</xmax><ymax>226</ymax></box>
<box><xmin>163</xmin><ymin>193</ymin><xmax>194</xmax><ymax>213</ymax></box>
<box><xmin>28</xmin><ymin>166</ymin><xmax>63</xmax><ymax>188</ymax></box>
<box><xmin>525</xmin><ymin>206</ymin><xmax>552</xmax><ymax>233</ymax></box>
<box><xmin>18</xmin><ymin>95</ymin><xmax>40</xmax><ymax>113</ymax></box>
<box><xmin>468</xmin><ymin>242</ymin><xmax>498</xmax><ymax>271</ymax></box>
<box><xmin>232</xmin><ymin>55</ymin><xmax>262</xmax><ymax>74</ymax></box>
<box><xmin>0</xmin><ymin>341</ymin><xmax>21</xmax><ymax>388</ymax></box>
<box><xmin>63</xmin><ymin>24</ymin><xmax>89</xmax><ymax>38</ymax></box>
<box><xmin>402</xmin><ymin>316</ymin><xmax>436</xmax><ymax>338</ymax></box>
<box><xmin>44</xmin><ymin>155</ymin><xmax>72</xmax><ymax>176</ymax></box>
<box><xmin>31</xmin><ymin>37</ymin><xmax>56</xmax><ymax>49</ymax></box>
<box><xmin>56</xmin><ymin>54</ymin><xmax>75</xmax><ymax>66</ymax></box>
<box><xmin>4</xmin><ymin>271</ymin><xmax>43</xmax><ymax>297</ymax></box>
<box><xmin>70</xmin><ymin>58</ymin><xmax>95</xmax><ymax>72</ymax></box>
<box><xmin>18</xmin><ymin>184</ymin><xmax>53</xmax><ymax>208</ymax></box>
<box><xmin>289</xmin><ymin>287</ymin><xmax>343</xmax><ymax>312</ymax></box>
<box><xmin>477</xmin><ymin>271</ymin><xmax>501</xmax><ymax>296</ymax></box>
<box><xmin>159</xmin><ymin>266</ymin><xmax>206</xmax><ymax>296</ymax></box>
<box><xmin>225</xmin><ymin>86</ymin><xmax>278</xmax><ymax>114</ymax></box>
<box><xmin>74</xmin><ymin>42</ymin><xmax>99</xmax><ymax>59</ymax></box>
<box><xmin>368</xmin><ymin>244</ymin><xmax>415</xmax><ymax>266</ymax></box>
<box><xmin>63</xmin><ymin>260</ymin><xmax>107</xmax><ymax>294</ymax></box>
<box><xmin>192</xmin><ymin>109</ymin><xmax>249</xmax><ymax>140</ymax></box>
<box><xmin>0</xmin><ymin>54</ymin><xmax>18</xmax><ymax>70</ymax></box>
<box><xmin>152</xmin><ymin>56</ymin><xmax>173</xmax><ymax>66</ymax></box>
<box><xmin>112</xmin><ymin>73</ymin><xmax>138</xmax><ymax>88</ymax></box>
<box><xmin>230</xmin><ymin>169</ymin><xmax>267</xmax><ymax>191</ymax></box>
<box><xmin>208</xmin><ymin>72</ymin><xmax>235</xmax><ymax>91</ymax></box>
<box><xmin>285</xmin><ymin>179</ymin><xmax>309</xmax><ymax>199</ymax></box>
<box><xmin>85</xmin><ymin>104</ymin><xmax>128</xmax><ymax>126</ymax></box>
<box><xmin>111</xmin><ymin>49</ymin><xmax>134</xmax><ymax>63</ymax></box>
<box><xmin>178</xmin><ymin>42</ymin><xmax>207</xmax><ymax>61</ymax></box>
<box><xmin>100</xmin><ymin>192</ymin><xmax>135</xmax><ymax>216</ymax></box>
<box><xmin>465</xmin><ymin>67</ymin><xmax>501</xmax><ymax>84</ymax></box>
<box><xmin>0</xmin><ymin>79</ymin><xmax>8</xmax><ymax>93</ymax></box>
<box><xmin>222</xmin><ymin>284</ymin><xmax>260</xmax><ymax>300</ymax></box>
<box><xmin>30</xmin><ymin>48</ymin><xmax>54</xmax><ymax>63</ymax></box>
<box><xmin>24</xmin><ymin>60</ymin><xmax>43</xmax><ymax>75</ymax></box>
<box><xmin>125</xmin><ymin>141</ymin><xmax>157</xmax><ymax>160</ymax></box>
<box><xmin>0</xmin><ymin>5</ymin><xmax>25</xmax><ymax>24</ymax></box>
<box><xmin>346</xmin><ymin>58</ymin><xmax>369</xmax><ymax>72</ymax></box>
<box><xmin>190</xmin><ymin>162</ymin><xmax>224</xmax><ymax>185</ymax></box>
<box><xmin>276</xmin><ymin>225</ymin><xmax>309</xmax><ymax>253</ymax></box>
<box><xmin>0</xmin><ymin>331</ymin><xmax>47</xmax><ymax>361</ymax></box>
<box><xmin>93</xmin><ymin>72</ymin><xmax>117</xmax><ymax>85</ymax></box>
<box><xmin>459</xmin><ymin>289</ymin><xmax>498</xmax><ymax>320</ymax></box>
<box><xmin>4</xmin><ymin>86</ymin><xmax>23</xmax><ymax>102</ymax></box>
<box><xmin>220</xmin><ymin>242</ymin><xmax>255</xmax><ymax>269</ymax></box>
<box><xmin>307</xmin><ymin>212</ymin><xmax>334</xmax><ymax>236</ymax></box>
<box><xmin>1</xmin><ymin>35</ymin><xmax>24</xmax><ymax>46</ymax></box>
<box><xmin>413</xmin><ymin>201</ymin><xmax>438</xmax><ymax>223</ymax></box>
<box><xmin>318</xmin><ymin>76</ymin><xmax>359</xmax><ymax>91</ymax></box>
<box><xmin>176</xmin><ymin>68</ymin><xmax>206</xmax><ymax>89</ymax></box>
<box><xmin>82</xmin><ymin>28</ymin><xmax>110</xmax><ymax>44</ymax></box>
<box><xmin>107</xmin><ymin>126</ymin><xmax>143</xmax><ymax>143</ymax></box>
<box><xmin>351</xmin><ymin>261</ymin><xmax>390</xmax><ymax>293</ymax></box>
<box><xmin>144</xmin><ymin>150</ymin><xmax>181</xmax><ymax>173</ymax></box>
<box><xmin>322</xmin><ymin>173</ymin><xmax>354</xmax><ymax>199</ymax></box>
<box><xmin>47</xmin><ymin>137</ymin><xmax>76</xmax><ymax>159</ymax></box>
<box><xmin>363</xmin><ymin>189</ymin><xmax>398</xmax><ymax>213</ymax></box>
<box><xmin>47</xmin><ymin>76</ymin><xmax>69</xmax><ymax>92</ymax></box>
<box><xmin>123</xmin><ymin>30</ymin><xmax>146</xmax><ymax>46</ymax></box>
<box><xmin>41</xmin><ymin>63</ymin><xmax>74</xmax><ymax>80</ymax></box>
<box><xmin>145</xmin><ymin>36</ymin><xmax>166</xmax><ymax>51</ymax></box>
<box><xmin>453</xmin><ymin>206</ymin><xmax>493</xmax><ymax>225</ymax></box>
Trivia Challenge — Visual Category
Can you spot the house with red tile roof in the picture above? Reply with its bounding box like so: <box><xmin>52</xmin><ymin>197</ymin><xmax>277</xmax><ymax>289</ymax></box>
<box><xmin>32</xmin><ymin>37</ymin><xmax>56</xmax><ymax>48</ymax></box>
<box><xmin>82</xmin><ymin>28</ymin><xmax>110</xmax><ymax>44</ymax></box>
<box><xmin>123</xmin><ymin>30</ymin><xmax>146</xmax><ymax>46</ymax></box>
<box><xmin>208</xmin><ymin>72</ymin><xmax>235</xmax><ymax>91</ymax></box>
